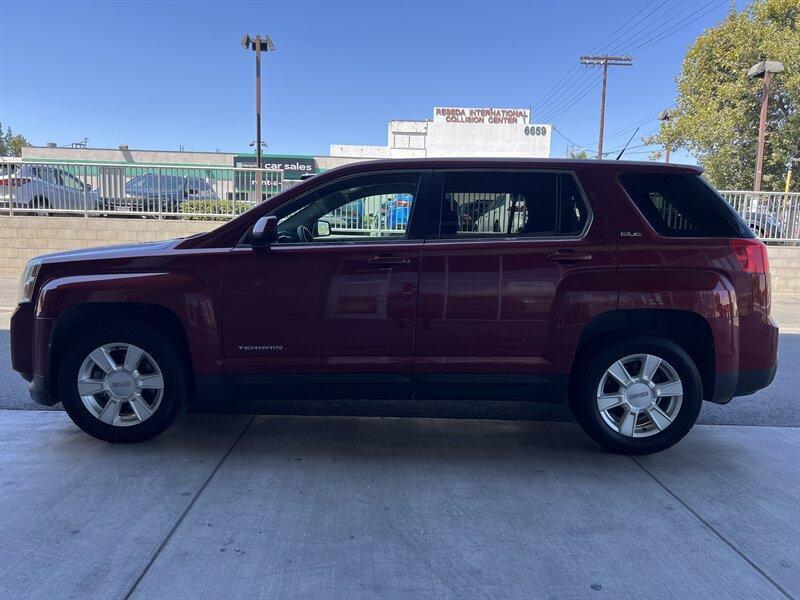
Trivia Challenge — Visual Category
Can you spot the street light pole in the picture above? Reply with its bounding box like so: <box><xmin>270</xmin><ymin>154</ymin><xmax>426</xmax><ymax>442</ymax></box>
<box><xmin>658</xmin><ymin>109</ymin><xmax>675</xmax><ymax>164</ymax></box>
<box><xmin>255</xmin><ymin>36</ymin><xmax>263</xmax><ymax>170</ymax></box>
<box><xmin>747</xmin><ymin>60</ymin><xmax>784</xmax><ymax>192</ymax></box>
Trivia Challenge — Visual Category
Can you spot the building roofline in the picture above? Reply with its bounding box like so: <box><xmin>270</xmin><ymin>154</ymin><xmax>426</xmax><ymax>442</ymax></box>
<box><xmin>321</xmin><ymin>156</ymin><xmax>702</xmax><ymax>172</ymax></box>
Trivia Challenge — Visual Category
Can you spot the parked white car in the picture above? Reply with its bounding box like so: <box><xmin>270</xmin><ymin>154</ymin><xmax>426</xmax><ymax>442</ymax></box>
<box><xmin>0</xmin><ymin>164</ymin><xmax>102</xmax><ymax>214</ymax></box>
<box><xmin>474</xmin><ymin>193</ymin><xmax>528</xmax><ymax>233</ymax></box>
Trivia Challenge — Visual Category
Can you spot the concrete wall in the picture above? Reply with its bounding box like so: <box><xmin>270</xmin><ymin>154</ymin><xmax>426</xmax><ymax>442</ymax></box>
<box><xmin>767</xmin><ymin>246</ymin><xmax>800</xmax><ymax>294</ymax></box>
<box><xmin>1</xmin><ymin>215</ymin><xmax>798</xmax><ymax>295</ymax></box>
<box><xmin>0</xmin><ymin>216</ymin><xmax>219</xmax><ymax>275</ymax></box>
<box><xmin>23</xmin><ymin>146</ymin><xmax>234</xmax><ymax>167</ymax></box>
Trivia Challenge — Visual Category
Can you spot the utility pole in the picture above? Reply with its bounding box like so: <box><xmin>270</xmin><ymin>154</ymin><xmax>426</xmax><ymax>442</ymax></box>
<box><xmin>658</xmin><ymin>109</ymin><xmax>676</xmax><ymax>163</ymax></box>
<box><xmin>747</xmin><ymin>60</ymin><xmax>784</xmax><ymax>192</ymax></box>
<box><xmin>580</xmin><ymin>55</ymin><xmax>633</xmax><ymax>159</ymax></box>
<box><xmin>786</xmin><ymin>157</ymin><xmax>798</xmax><ymax>194</ymax></box>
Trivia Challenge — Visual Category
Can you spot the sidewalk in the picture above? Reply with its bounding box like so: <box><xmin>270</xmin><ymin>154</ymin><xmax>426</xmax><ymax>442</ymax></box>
<box><xmin>1</xmin><ymin>411</ymin><xmax>797</xmax><ymax>600</ymax></box>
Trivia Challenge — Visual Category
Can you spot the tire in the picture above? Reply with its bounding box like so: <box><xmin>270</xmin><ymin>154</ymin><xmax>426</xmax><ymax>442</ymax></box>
<box><xmin>58</xmin><ymin>320</ymin><xmax>187</xmax><ymax>443</ymax></box>
<box><xmin>33</xmin><ymin>197</ymin><xmax>50</xmax><ymax>217</ymax></box>
<box><xmin>569</xmin><ymin>336</ymin><xmax>702</xmax><ymax>455</ymax></box>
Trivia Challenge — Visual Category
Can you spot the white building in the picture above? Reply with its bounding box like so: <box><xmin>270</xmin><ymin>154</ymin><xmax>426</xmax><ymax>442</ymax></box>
<box><xmin>330</xmin><ymin>107</ymin><xmax>551</xmax><ymax>159</ymax></box>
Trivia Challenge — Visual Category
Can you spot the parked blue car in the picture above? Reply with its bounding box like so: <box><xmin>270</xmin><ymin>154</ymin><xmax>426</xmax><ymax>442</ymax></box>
<box><xmin>384</xmin><ymin>193</ymin><xmax>412</xmax><ymax>230</ymax></box>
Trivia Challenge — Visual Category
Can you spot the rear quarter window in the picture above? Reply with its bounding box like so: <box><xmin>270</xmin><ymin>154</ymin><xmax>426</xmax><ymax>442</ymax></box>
<box><xmin>618</xmin><ymin>172</ymin><xmax>752</xmax><ymax>238</ymax></box>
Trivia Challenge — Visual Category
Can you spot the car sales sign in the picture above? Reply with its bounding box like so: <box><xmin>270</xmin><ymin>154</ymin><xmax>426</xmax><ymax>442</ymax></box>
<box><xmin>234</xmin><ymin>155</ymin><xmax>317</xmax><ymax>179</ymax></box>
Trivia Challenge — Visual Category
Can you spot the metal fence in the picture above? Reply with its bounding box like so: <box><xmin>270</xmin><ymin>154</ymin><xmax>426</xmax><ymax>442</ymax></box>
<box><xmin>0</xmin><ymin>159</ymin><xmax>798</xmax><ymax>243</ymax></box>
<box><xmin>719</xmin><ymin>191</ymin><xmax>800</xmax><ymax>244</ymax></box>
<box><xmin>0</xmin><ymin>160</ymin><xmax>284</xmax><ymax>219</ymax></box>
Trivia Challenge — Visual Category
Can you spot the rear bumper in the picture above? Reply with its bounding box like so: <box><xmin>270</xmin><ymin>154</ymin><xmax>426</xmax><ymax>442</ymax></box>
<box><xmin>711</xmin><ymin>366</ymin><xmax>778</xmax><ymax>404</ymax></box>
<box><xmin>734</xmin><ymin>365</ymin><xmax>778</xmax><ymax>396</ymax></box>
<box><xmin>709</xmin><ymin>312</ymin><xmax>779</xmax><ymax>404</ymax></box>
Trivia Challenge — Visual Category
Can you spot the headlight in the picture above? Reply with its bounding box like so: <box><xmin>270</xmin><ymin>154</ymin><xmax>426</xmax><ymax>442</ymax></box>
<box><xmin>18</xmin><ymin>259</ymin><xmax>42</xmax><ymax>304</ymax></box>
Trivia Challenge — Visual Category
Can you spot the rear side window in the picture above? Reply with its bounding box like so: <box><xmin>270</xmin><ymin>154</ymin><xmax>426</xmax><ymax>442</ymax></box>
<box><xmin>619</xmin><ymin>172</ymin><xmax>752</xmax><ymax>238</ymax></box>
<box><xmin>439</xmin><ymin>171</ymin><xmax>589</xmax><ymax>238</ymax></box>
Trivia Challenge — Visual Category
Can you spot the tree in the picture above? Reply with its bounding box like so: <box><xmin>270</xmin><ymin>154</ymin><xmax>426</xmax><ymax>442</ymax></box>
<box><xmin>566</xmin><ymin>147</ymin><xmax>590</xmax><ymax>159</ymax></box>
<box><xmin>647</xmin><ymin>0</ymin><xmax>800</xmax><ymax>191</ymax></box>
<box><xmin>0</xmin><ymin>122</ymin><xmax>30</xmax><ymax>157</ymax></box>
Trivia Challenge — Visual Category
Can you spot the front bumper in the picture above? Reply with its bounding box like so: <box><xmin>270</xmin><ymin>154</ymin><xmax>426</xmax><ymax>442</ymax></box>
<box><xmin>28</xmin><ymin>374</ymin><xmax>55</xmax><ymax>406</ymax></box>
<box><xmin>11</xmin><ymin>304</ymin><xmax>60</xmax><ymax>406</ymax></box>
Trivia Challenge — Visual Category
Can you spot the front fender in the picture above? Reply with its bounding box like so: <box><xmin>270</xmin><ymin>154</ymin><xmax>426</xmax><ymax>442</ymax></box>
<box><xmin>35</xmin><ymin>271</ymin><xmax>222</xmax><ymax>376</ymax></box>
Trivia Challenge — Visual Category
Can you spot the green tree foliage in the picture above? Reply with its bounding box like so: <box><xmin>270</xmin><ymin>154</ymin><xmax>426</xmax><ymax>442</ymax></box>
<box><xmin>566</xmin><ymin>147</ymin><xmax>590</xmax><ymax>159</ymax></box>
<box><xmin>647</xmin><ymin>0</ymin><xmax>799</xmax><ymax>191</ymax></box>
<box><xmin>0</xmin><ymin>122</ymin><xmax>30</xmax><ymax>157</ymax></box>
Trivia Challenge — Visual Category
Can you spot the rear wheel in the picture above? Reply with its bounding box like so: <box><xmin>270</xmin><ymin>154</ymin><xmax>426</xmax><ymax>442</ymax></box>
<box><xmin>569</xmin><ymin>336</ymin><xmax>702</xmax><ymax>454</ymax></box>
<box><xmin>58</xmin><ymin>321</ymin><xmax>186</xmax><ymax>442</ymax></box>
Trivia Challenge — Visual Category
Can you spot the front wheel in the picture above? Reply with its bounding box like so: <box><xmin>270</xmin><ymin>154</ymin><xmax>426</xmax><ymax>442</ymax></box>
<box><xmin>58</xmin><ymin>321</ymin><xmax>186</xmax><ymax>443</ymax></box>
<box><xmin>569</xmin><ymin>336</ymin><xmax>702</xmax><ymax>454</ymax></box>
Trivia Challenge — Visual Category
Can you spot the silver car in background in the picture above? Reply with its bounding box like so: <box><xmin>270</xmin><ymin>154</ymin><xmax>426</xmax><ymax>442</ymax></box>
<box><xmin>0</xmin><ymin>164</ymin><xmax>102</xmax><ymax>214</ymax></box>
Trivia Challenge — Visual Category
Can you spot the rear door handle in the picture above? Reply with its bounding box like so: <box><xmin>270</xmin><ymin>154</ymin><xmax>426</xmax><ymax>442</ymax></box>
<box><xmin>367</xmin><ymin>255</ymin><xmax>411</xmax><ymax>269</ymax></box>
<box><xmin>547</xmin><ymin>251</ymin><xmax>592</xmax><ymax>263</ymax></box>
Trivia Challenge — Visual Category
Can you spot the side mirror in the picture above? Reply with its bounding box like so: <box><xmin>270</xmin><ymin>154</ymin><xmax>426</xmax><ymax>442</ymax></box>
<box><xmin>315</xmin><ymin>220</ymin><xmax>331</xmax><ymax>237</ymax></box>
<box><xmin>252</xmin><ymin>215</ymin><xmax>278</xmax><ymax>248</ymax></box>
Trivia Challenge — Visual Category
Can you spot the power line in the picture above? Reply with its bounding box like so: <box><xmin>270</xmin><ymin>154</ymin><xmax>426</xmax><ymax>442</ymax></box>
<box><xmin>625</xmin><ymin>0</ymin><xmax>725</xmax><ymax>54</ymax></box>
<box><xmin>604</xmin><ymin>0</ymin><xmax>674</xmax><ymax>55</ymax></box>
<box><xmin>604</xmin><ymin>112</ymin><xmax>661</xmax><ymax>139</ymax></box>
<box><xmin>605</xmin><ymin>0</ymin><xmax>692</xmax><ymax>55</ymax></box>
<box><xmin>536</xmin><ymin>69</ymin><xmax>598</xmax><ymax>118</ymax></box>
<box><xmin>532</xmin><ymin>0</ymin><xmax>662</xmax><ymax>117</ymax></box>
<box><xmin>540</xmin><ymin>74</ymin><xmax>603</xmax><ymax>122</ymax></box>
<box><xmin>552</xmin><ymin>126</ymin><xmax>590</xmax><ymax>149</ymax></box>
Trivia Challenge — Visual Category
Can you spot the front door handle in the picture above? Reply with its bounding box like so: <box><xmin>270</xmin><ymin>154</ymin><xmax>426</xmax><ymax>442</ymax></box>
<box><xmin>367</xmin><ymin>255</ymin><xmax>411</xmax><ymax>269</ymax></box>
<box><xmin>547</xmin><ymin>251</ymin><xmax>592</xmax><ymax>263</ymax></box>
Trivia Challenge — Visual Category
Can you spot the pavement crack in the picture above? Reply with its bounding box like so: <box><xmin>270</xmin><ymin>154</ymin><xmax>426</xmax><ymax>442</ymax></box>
<box><xmin>121</xmin><ymin>415</ymin><xmax>256</xmax><ymax>600</ymax></box>
<box><xmin>629</xmin><ymin>455</ymin><xmax>795</xmax><ymax>600</ymax></box>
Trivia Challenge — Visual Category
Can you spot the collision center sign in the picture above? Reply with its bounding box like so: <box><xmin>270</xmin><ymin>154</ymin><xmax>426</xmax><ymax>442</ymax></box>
<box><xmin>433</xmin><ymin>107</ymin><xmax>530</xmax><ymax>125</ymax></box>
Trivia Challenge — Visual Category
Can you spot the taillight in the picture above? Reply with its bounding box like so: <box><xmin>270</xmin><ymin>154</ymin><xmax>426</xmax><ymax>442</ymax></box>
<box><xmin>731</xmin><ymin>238</ymin><xmax>769</xmax><ymax>274</ymax></box>
<box><xmin>0</xmin><ymin>178</ymin><xmax>31</xmax><ymax>187</ymax></box>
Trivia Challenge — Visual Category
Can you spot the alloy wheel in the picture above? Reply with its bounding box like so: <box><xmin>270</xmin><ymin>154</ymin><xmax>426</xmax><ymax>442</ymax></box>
<box><xmin>77</xmin><ymin>343</ymin><xmax>164</xmax><ymax>427</ymax></box>
<box><xmin>596</xmin><ymin>353</ymin><xmax>683</xmax><ymax>438</ymax></box>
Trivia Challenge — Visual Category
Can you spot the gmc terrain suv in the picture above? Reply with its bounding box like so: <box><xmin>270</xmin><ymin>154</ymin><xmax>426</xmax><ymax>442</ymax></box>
<box><xmin>10</xmin><ymin>159</ymin><xmax>778</xmax><ymax>454</ymax></box>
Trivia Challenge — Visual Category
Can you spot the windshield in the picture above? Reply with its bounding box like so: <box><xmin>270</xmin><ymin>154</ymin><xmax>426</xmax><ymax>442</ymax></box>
<box><xmin>126</xmin><ymin>174</ymin><xmax>184</xmax><ymax>193</ymax></box>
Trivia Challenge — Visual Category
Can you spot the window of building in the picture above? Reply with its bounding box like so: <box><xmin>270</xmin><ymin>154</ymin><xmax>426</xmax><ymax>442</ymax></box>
<box><xmin>408</xmin><ymin>134</ymin><xmax>426</xmax><ymax>150</ymax></box>
<box><xmin>393</xmin><ymin>134</ymin><xmax>410</xmax><ymax>149</ymax></box>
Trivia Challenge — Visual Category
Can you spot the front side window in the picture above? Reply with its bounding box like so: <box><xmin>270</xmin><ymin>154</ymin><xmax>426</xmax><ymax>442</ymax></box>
<box><xmin>59</xmin><ymin>171</ymin><xmax>84</xmax><ymax>190</ymax></box>
<box><xmin>274</xmin><ymin>172</ymin><xmax>421</xmax><ymax>244</ymax></box>
<box><xmin>439</xmin><ymin>171</ymin><xmax>589</xmax><ymax>238</ymax></box>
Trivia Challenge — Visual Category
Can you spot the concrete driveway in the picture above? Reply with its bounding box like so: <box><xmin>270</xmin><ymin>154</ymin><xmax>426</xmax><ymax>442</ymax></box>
<box><xmin>1</xmin><ymin>411</ymin><xmax>797</xmax><ymax>600</ymax></box>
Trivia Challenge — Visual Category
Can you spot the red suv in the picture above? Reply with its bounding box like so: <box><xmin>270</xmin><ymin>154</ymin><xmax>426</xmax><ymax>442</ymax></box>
<box><xmin>10</xmin><ymin>159</ymin><xmax>778</xmax><ymax>454</ymax></box>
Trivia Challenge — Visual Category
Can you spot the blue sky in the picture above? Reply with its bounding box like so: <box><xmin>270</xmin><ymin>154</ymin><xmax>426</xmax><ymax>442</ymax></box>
<box><xmin>0</xmin><ymin>0</ymin><xmax>737</xmax><ymax>163</ymax></box>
